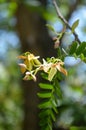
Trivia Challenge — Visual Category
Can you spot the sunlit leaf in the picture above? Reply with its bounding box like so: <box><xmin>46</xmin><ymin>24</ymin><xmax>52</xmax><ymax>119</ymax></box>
<box><xmin>39</xmin><ymin>83</ymin><xmax>53</xmax><ymax>90</ymax></box>
<box><xmin>46</xmin><ymin>24</ymin><xmax>56</xmax><ymax>33</ymax></box>
<box><xmin>37</xmin><ymin>92</ymin><xmax>52</xmax><ymax>98</ymax></box>
<box><xmin>71</xmin><ymin>19</ymin><xmax>79</xmax><ymax>32</ymax></box>
<box><xmin>80</xmin><ymin>53</ymin><xmax>85</xmax><ymax>61</ymax></box>
<box><xmin>38</xmin><ymin>101</ymin><xmax>51</xmax><ymax>109</ymax></box>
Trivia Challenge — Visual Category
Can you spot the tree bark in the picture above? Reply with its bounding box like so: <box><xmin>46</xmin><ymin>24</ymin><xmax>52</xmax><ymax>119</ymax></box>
<box><xmin>15</xmin><ymin>1</ymin><xmax>56</xmax><ymax>130</ymax></box>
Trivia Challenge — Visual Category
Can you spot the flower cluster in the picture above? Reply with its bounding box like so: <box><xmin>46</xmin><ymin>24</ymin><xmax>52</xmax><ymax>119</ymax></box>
<box><xmin>18</xmin><ymin>52</ymin><xmax>67</xmax><ymax>81</ymax></box>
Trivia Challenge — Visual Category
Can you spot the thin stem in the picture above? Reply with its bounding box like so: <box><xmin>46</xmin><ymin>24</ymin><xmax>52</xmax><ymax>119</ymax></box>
<box><xmin>52</xmin><ymin>0</ymin><xmax>81</xmax><ymax>44</ymax></box>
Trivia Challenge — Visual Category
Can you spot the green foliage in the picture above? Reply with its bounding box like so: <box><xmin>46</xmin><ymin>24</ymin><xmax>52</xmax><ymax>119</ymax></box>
<box><xmin>71</xmin><ymin>19</ymin><xmax>79</xmax><ymax>33</ymax></box>
<box><xmin>75</xmin><ymin>42</ymin><xmax>86</xmax><ymax>55</ymax></box>
<box><xmin>69</xmin><ymin>41</ymin><xmax>78</xmax><ymax>55</ymax></box>
<box><xmin>70</xmin><ymin>126</ymin><xmax>86</xmax><ymax>130</ymax></box>
<box><xmin>38</xmin><ymin>77</ymin><xmax>61</xmax><ymax>130</ymax></box>
<box><xmin>69</xmin><ymin>41</ymin><xmax>86</xmax><ymax>62</ymax></box>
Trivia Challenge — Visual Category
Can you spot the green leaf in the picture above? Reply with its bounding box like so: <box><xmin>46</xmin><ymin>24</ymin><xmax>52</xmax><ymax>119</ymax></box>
<box><xmin>76</xmin><ymin>42</ymin><xmax>86</xmax><ymax>55</ymax></box>
<box><xmin>69</xmin><ymin>41</ymin><xmax>78</xmax><ymax>55</ymax></box>
<box><xmin>71</xmin><ymin>19</ymin><xmax>79</xmax><ymax>32</ymax></box>
<box><xmin>82</xmin><ymin>48</ymin><xmax>86</xmax><ymax>57</ymax></box>
<box><xmin>39</xmin><ymin>109</ymin><xmax>50</xmax><ymax>118</ymax></box>
<box><xmin>39</xmin><ymin>117</ymin><xmax>50</xmax><ymax>126</ymax></box>
<box><xmin>54</xmin><ymin>80</ymin><xmax>62</xmax><ymax>98</ymax></box>
<box><xmin>39</xmin><ymin>112</ymin><xmax>53</xmax><ymax>129</ymax></box>
<box><xmin>46</xmin><ymin>24</ymin><xmax>55</xmax><ymax>33</ymax></box>
<box><xmin>52</xmin><ymin>105</ymin><xmax>58</xmax><ymax>113</ymax></box>
<box><xmin>41</xmin><ymin>72</ymin><xmax>48</xmax><ymax>80</ymax></box>
<box><xmin>48</xmin><ymin>124</ymin><xmax>52</xmax><ymax>130</ymax></box>
<box><xmin>50</xmin><ymin>110</ymin><xmax>56</xmax><ymax>121</ymax></box>
<box><xmin>48</xmin><ymin>68</ymin><xmax>57</xmax><ymax>81</ymax></box>
<box><xmin>70</xmin><ymin>126</ymin><xmax>86</xmax><ymax>130</ymax></box>
<box><xmin>51</xmin><ymin>99</ymin><xmax>57</xmax><ymax>107</ymax></box>
<box><xmin>55</xmin><ymin>87</ymin><xmax>62</xmax><ymax>98</ymax></box>
<box><xmin>37</xmin><ymin>92</ymin><xmax>52</xmax><ymax>98</ymax></box>
<box><xmin>39</xmin><ymin>109</ymin><xmax>56</xmax><ymax>121</ymax></box>
<box><xmin>38</xmin><ymin>101</ymin><xmax>51</xmax><ymax>109</ymax></box>
<box><xmin>80</xmin><ymin>53</ymin><xmax>85</xmax><ymax>61</ymax></box>
<box><xmin>57</xmin><ymin>47</ymin><xmax>61</xmax><ymax>57</ymax></box>
<box><xmin>39</xmin><ymin>83</ymin><xmax>53</xmax><ymax>90</ymax></box>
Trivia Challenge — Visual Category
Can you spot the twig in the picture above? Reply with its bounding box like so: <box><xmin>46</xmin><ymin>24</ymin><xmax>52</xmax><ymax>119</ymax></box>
<box><xmin>52</xmin><ymin>0</ymin><xmax>81</xmax><ymax>44</ymax></box>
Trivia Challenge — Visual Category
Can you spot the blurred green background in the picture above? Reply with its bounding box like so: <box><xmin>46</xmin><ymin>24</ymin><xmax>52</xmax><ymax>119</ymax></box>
<box><xmin>0</xmin><ymin>0</ymin><xmax>86</xmax><ymax>130</ymax></box>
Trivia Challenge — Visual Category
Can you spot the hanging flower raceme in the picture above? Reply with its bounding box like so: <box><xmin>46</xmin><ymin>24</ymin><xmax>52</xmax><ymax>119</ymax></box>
<box><xmin>18</xmin><ymin>52</ymin><xmax>67</xmax><ymax>81</ymax></box>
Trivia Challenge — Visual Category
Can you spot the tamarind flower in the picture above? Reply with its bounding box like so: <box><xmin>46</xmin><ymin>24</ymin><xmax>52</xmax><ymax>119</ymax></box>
<box><xmin>23</xmin><ymin>71</ymin><xmax>36</xmax><ymax>82</ymax></box>
<box><xmin>18</xmin><ymin>52</ymin><xmax>67</xmax><ymax>82</ymax></box>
